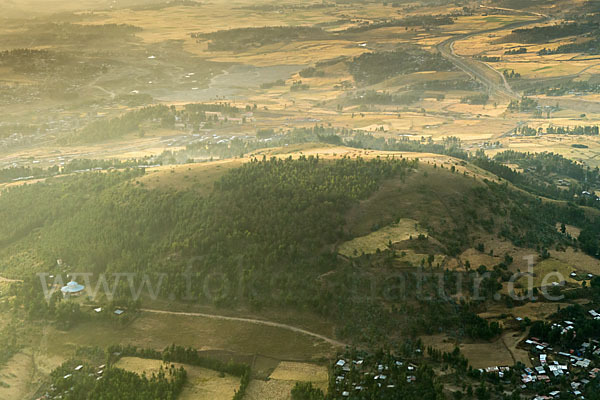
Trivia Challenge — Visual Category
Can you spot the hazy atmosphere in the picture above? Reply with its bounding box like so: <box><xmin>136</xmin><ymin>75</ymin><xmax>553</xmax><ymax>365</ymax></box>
<box><xmin>1</xmin><ymin>0</ymin><xmax>600</xmax><ymax>399</ymax></box>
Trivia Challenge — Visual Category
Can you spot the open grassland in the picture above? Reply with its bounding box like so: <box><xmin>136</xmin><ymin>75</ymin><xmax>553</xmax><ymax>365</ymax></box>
<box><xmin>338</xmin><ymin>218</ymin><xmax>427</xmax><ymax>257</ymax></box>
<box><xmin>458</xmin><ymin>248</ymin><xmax>502</xmax><ymax>270</ymax></box>
<box><xmin>0</xmin><ymin>352</ymin><xmax>32</xmax><ymax>400</ymax></box>
<box><xmin>245</xmin><ymin>379</ymin><xmax>296</xmax><ymax>400</ymax></box>
<box><xmin>396</xmin><ymin>249</ymin><xmax>447</xmax><ymax>268</ymax></box>
<box><xmin>245</xmin><ymin>361</ymin><xmax>328</xmax><ymax>400</ymax></box>
<box><xmin>459</xmin><ymin>340</ymin><xmax>516</xmax><ymax>369</ymax></box>
<box><xmin>489</xmin><ymin>135</ymin><xmax>600</xmax><ymax>168</ymax></box>
<box><xmin>138</xmin><ymin>159</ymin><xmax>245</xmax><ymax>192</ymax></box>
<box><xmin>485</xmin><ymin>301</ymin><xmax>572</xmax><ymax>322</ymax></box>
<box><xmin>43</xmin><ymin>312</ymin><xmax>336</xmax><ymax>362</ymax></box>
<box><xmin>550</xmin><ymin>247</ymin><xmax>600</xmax><ymax>276</ymax></box>
<box><xmin>269</xmin><ymin>361</ymin><xmax>328</xmax><ymax>383</ymax></box>
<box><xmin>115</xmin><ymin>357</ymin><xmax>240</xmax><ymax>400</ymax></box>
<box><xmin>517</xmin><ymin>257</ymin><xmax>577</xmax><ymax>288</ymax></box>
<box><xmin>421</xmin><ymin>334</ymin><xmax>524</xmax><ymax>369</ymax></box>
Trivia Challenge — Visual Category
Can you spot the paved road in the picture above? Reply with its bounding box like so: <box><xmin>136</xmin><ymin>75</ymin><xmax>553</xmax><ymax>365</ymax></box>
<box><xmin>141</xmin><ymin>308</ymin><xmax>347</xmax><ymax>348</ymax></box>
<box><xmin>436</xmin><ymin>10</ymin><xmax>548</xmax><ymax>100</ymax></box>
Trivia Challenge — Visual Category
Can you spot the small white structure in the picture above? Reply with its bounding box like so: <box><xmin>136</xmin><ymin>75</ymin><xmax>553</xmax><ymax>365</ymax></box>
<box><xmin>60</xmin><ymin>281</ymin><xmax>85</xmax><ymax>297</ymax></box>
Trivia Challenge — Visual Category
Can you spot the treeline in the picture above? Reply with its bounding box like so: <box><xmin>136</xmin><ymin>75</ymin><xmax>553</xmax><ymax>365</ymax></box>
<box><xmin>346</xmin><ymin>133</ymin><xmax>468</xmax><ymax>160</ymax></box>
<box><xmin>505</xmin><ymin>47</ymin><xmax>527</xmax><ymax>55</ymax></box>
<box><xmin>477</xmin><ymin>55</ymin><xmax>501</xmax><ymax>62</ymax></box>
<box><xmin>515</xmin><ymin>125</ymin><xmax>599</xmax><ymax>136</ymax></box>
<box><xmin>191</xmin><ymin>26</ymin><xmax>329</xmax><ymax>51</ymax></box>
<box><xmin>460</xmin><ymin>93</ymin><xmax>489</xmax><ymax>105</ymax></box>
<box><xmin>24</xmin><ymin>23</ymin><xmax>141</xmax><ymax>45</ymax></box>
<box><xmin>348</xmin><ymin>48</ymin><xmax>454</xmax><ymax>84</ymax></box>
<box><xmin>524</xmin><ymin>79</ymin><xmax>600</xmax><ymax>96</ymax></box>
<box><xmin>493</xmin><ymin>150</ymin><xmax>600</xmax><ymax>186</ymax></box>
<box><xmin>65</xmin><ymin>104</ymin><xmax>174</xmax><ymax>143</ymax></box>
<box><xmin>65</xmin><ymin>102</ymin><xmax>242</xmax><ymax>144</ymax></box>
<box><xmin>502</xmin><ymin>21</ymin><xmax>598</xmax><ymax>44</ymax></box>
<box><xmin>507</xmin><ymin>97</ymin><xmax>539</xmax><ymax>112</ymax></box>
<box><xmin>260</xmin><ymin>79</ymin><xmax>286</xmax><ymax>89</ymax></box>
<box><xmin>408</xmin><ymin>78</ymin><xmax>481</xmax><ymax>91</ymax></box>
<box><xmin>299</xmin><ymin>66</ymin><xmax>325</xmax><ymax>78</ymax></box>
<box><xmin>0</xmin><ymin>158</ymin><xmax>155</xmax><ymax>184</ymax></box>
<box><xmin>538</xmin><ymin>38</ymin><xmax>600</xmax><ymax>55</ymax></box>
<box><xmin>473</xmin><ymin>155</ymin><xmax>577</xmax><ymax>202</ymax></box>
<box><xmin>341</xmin><ymin>14</ymin><xmax>454</xmax><ymax>33</ymax></box>
<box><xmin>348</xmin><ymin>90</ymin><xmax>423</xmax><ymax>105</ymax></box>
<box><xmin>503</xmin><ymin>69</ymin><xmax>521</xmax><ymax>79</ymax></box>
<box><xmin>0</xmin><ymin>48</ymin><xmax>71</xmax><ymax>74</ymax></box>
<box><xmin>0</xmin><ymin>165</ymin><xmax>53</xmax><ymax>183</ymax></box>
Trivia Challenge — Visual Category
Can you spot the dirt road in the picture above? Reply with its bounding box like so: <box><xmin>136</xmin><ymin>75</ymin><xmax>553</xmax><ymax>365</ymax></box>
<box><xmin>141</xmin><ymin>308</ymin><xmax>347</xmax><ymax>348</ymax></box>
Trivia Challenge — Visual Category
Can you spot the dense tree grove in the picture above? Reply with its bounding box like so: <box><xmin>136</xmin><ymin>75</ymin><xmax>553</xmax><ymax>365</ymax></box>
<box><xmin>48</xmin><ymin>359</ymin><xmax>186</xmax><ymax>400</ymax></box>
<box><xmin>502</xmin><ymin>21</ymin><xmax>599</xmax><ymax>44</ymax></box>
<box><xmin>524</xmin><ymin>79</ymin><xmax>600</xmax><ymax>96</ymax></box>
<box><xmin>460</xmin><ymin>93</ymin><xmax>489</xmax><ymax>105</ymax></box>
<box><xmin>64</xmin><ymin>102</ymin><xmax>243</xmax><ymax>144</ymax></box>
<box><xmin>191</xmin><ymin>26</ymin><xmax>329</xmax><ymax>51</ymax></box>
<box><xmin>538</xmin><ymin>39</ymin><xmax>600</xmax><ymax>55</ymax></box>
<box><xmin>348</xmin><ymin>49</ymin><xmax>455</xmax><ymax>84</ymax></box>
<box><xmin>506</xmin><ymin>97</ymin><xmax>539</xmax><ymax>113</ymax></box>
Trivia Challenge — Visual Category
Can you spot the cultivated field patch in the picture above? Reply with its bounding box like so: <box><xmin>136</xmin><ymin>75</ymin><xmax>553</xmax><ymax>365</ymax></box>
<box><xmin>115</xmin><ymin>356</ymin><xmax>240</xmax><ymax>400</ymax></box>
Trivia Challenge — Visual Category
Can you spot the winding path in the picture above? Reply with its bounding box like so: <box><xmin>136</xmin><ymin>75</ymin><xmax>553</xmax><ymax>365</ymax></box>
<box><xmin>0</xmin><ymin>276</ymin><xmax>23</xmax><ymax>283</ymax></box>
<box><xmin>140</xmin><ymin>308</ymin><xmax>347</xmax><ymax>348</ymax></box>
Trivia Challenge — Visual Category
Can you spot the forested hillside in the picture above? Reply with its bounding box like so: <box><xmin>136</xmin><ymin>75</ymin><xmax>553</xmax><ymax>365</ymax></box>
<box><xmin>2</xmin><ymin>154</ymin><xmax>600</xmax><ymax>343</ymax></box>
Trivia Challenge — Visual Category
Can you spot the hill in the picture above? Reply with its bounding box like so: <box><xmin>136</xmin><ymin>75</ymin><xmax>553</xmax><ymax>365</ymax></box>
<box><xmin>1</xmin><ymin>145</ymin><xmax>599</xmax><ymax>347</ymax></box>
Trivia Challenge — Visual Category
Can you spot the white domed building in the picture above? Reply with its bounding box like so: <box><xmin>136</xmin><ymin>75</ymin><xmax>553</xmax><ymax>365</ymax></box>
<box><xmin>60</xmin><ymin>281</ymin><xmax>85</xmax><ymax>297</ymax></box>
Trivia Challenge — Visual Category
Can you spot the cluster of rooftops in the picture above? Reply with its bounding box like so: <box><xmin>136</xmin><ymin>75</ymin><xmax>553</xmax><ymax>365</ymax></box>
<box><xmin>38</xmin><ymin>363</ymin><xmax>105</xmax><ymax>400</ymax></box>
<box><xmin>333</xmin><ymin>356</ymin><xmax>418</xmax><ymax>397</ymax></box>
<box><xmin>520</xmin><ymin>331</ymin><xmax>600</xmax><ymax>399</ymax></box>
